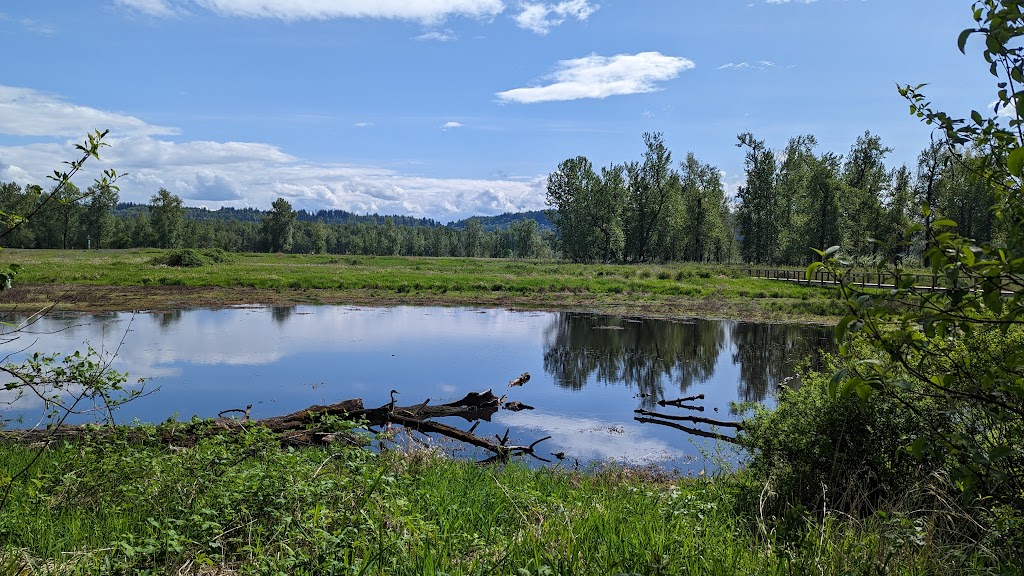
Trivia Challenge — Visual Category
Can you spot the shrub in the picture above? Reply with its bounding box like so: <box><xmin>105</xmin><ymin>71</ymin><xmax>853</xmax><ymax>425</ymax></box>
<box><xmin>153</xmin><ymin>249</ymin><xmax>209</xmax><ymax>268</ymax></box>
<box><xmin>741</xmin><ymin>354</ymin><xmax>943</xmax><ymax>517</ymax></box>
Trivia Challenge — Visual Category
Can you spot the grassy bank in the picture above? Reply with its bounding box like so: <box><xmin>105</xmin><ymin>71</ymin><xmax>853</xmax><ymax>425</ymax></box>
<box><xmin>0</xmin><ymin>427</ymin><xmax>993</xmax><ymax>575</ymax></box>
<box><xmin>0</xmin><ymin>249</ymin><xmax>843</xmax><ymax>323</ymax></box>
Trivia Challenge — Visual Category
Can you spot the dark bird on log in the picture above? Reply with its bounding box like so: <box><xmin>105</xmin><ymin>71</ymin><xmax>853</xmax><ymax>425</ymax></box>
<box><xmin>388</xmin><ymin>389</ymin><xmax>399</xmax><ymax>414</ymax></box>
<box><xmin>553</xmin><ymin>451</ymin><xmax>566</xmax><ymax>460</ymax></box>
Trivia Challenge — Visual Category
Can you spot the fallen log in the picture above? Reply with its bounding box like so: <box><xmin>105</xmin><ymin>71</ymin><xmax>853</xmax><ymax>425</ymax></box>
<box><xmin>0</xmin><ymin>388</ymin><xmax>546</xmax><ymax>464</ymax></box>
<box><xmin>634</xmin><ymin>417</ymin><xmax>744</xmax><ymax>445</ymax></box>
<box><xmin>633</xmin><ymin>409</ymin><xmax>744</xmax><ymax>430</ymax></box>
<box><xmin>658</xmin><ymin>393</ymin><xmax>705</xmax><ymax>407</ymax></box>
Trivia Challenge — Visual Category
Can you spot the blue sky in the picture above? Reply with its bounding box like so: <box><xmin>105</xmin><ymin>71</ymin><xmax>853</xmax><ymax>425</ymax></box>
<box><xmin>0</xmin><ymin>1</ymin><xmax>994</xmax><ymax>222</ymax></box>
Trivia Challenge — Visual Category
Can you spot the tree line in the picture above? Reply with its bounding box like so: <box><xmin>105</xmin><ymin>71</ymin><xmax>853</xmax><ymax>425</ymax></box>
<box><xmin>0</xmin><ymin>128</ymin><xmax>997</xmax><ymax>266</ymax></box>
<box><xmin>0</xmin><ymin>185</ymin><xmax>555</xmax><ymax>259</ymax></box>
<box><xmin>547</xmin><ymin>131</ymin><xmax>1000</xmax><ymax>266</ymax></box>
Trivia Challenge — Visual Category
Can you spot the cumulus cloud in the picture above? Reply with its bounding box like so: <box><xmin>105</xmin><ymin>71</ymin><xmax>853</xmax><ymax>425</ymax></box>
<box><xmin>0</xmin><ymin>135</ymin><xmax>546</xmax><ymax>221</ymax></box>
<box><xmin>496</xmin><ymin>51</ymin><xmax>693</xmax><ymax>104</ymax></box>
<box><xmin>0</xmin><ymin>85</ymin><xmax>547</xmax><ymax>220</ymax></box>
<box><xmin>0</xmin><ymin>85</ymin><xmax>179</xmax><ymax>138</ymax></box>
<box><xmin>513</xmin><ymin>0</ymin><xmax>597</xmax><ymax>35</ymax></box>
<box><xmin>120</xmin><ymin>0</ymin><xmax>506</xmax><ymax>22</ymax></box>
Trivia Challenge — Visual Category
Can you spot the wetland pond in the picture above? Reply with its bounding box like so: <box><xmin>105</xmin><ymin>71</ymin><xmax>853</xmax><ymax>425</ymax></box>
<box><xmin>2</xmin><ymin>306</ymin><xmax>833</xmax><ymax>473</ymax></box>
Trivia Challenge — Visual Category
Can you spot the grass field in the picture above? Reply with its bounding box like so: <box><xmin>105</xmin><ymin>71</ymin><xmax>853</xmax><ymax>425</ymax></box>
<box><xmin>0</xmin><ymin>249</ymin><xmax>844</xmax><ymax>323</ymax></box>
<box><xmin>0</xmin><ymin>428</ymin><xmax>994</xmax><ymax>575</ymax></box>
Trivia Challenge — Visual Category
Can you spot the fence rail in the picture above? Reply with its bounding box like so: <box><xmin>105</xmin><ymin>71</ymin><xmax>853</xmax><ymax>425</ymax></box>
<box><xmin>743</xmin><ymin>268</ymin><xmax>948</xmax><ymax>292</ymax></box>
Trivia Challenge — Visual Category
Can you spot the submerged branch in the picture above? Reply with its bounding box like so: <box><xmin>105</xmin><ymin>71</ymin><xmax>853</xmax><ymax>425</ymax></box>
<box><xmin>634</xmin><ymin>409</ymin><xmax>744</xmax><ymax>430</ymax></box>
<box><xmin>634</xmin><ymin>417</ymin><xmax>744</xmax><ymax>446</ymax></box>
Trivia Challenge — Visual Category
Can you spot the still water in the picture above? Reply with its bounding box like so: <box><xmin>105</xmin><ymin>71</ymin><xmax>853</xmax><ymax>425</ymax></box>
<box><xmin>1</xmin><ymin>306</ymin><xmax>832</xmax><ymax>472</ymax></box>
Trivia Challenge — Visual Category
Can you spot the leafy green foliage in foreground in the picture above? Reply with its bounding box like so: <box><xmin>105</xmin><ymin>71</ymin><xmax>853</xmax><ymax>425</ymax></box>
<box><xmin>0</xmin><ymin>427</ymin><xmax>1006</xmax><ymax>575</ymax></box>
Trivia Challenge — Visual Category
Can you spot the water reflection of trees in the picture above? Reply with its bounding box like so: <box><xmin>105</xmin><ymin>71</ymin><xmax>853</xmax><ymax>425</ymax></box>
<box><xmin>543</xmin><ymin>315</ymin><xmax>725</xmax><ymax>402</ymax></box>
<box><xmin>729</xmin><ymin>322</ymin><xmax>833</xmax><ymax>402</ymax></box>
<box><xmin>156</xmin><ymin>310</ymin><xmax>182</xmax><ymax>330</ymax></box>
<box><xmin>543</xmin><ymin>314</ymin><xmax>833</xmax><ymax>404</ymax></box>
<box><xmin>271</xmin><ymin>306</ymin><xmax>295</xmax><ymax>325</ymax></box>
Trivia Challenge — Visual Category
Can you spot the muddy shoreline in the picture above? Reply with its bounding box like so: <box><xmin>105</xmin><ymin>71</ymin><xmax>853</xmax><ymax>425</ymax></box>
<box><xmin>0</xmin><ymin>283</ymin><xmax>838</xmax><ymax>326</ymax></box>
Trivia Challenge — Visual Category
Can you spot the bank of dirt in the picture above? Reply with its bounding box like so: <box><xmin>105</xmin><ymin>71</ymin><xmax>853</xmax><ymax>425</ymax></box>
<box><xmin>0</xmin><ymin>283</ymin><xmax>838</xmax><ymax>325</ymax></box>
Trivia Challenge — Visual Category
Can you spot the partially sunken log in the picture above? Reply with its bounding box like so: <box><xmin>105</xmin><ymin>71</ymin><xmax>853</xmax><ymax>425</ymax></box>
<box><xmin>633</xmin><ymin>409</ymin><xmax>744</xmax><ymax>430</ymax></box>
<box><xmin>634</xmin><ymin>417</ymin><xmax>744</xmax><ymax>445</ymax></box>
<box><xmin>636</xmin><ymin>394</ymin><xmax>745</xmax><ymax>445</ymax></box>
<box><xmin>658</xmin><ymin>393</ymin><xmax>705</xmax><ymax>407</ymax></box>
<box><xmin>0</xmin><ymin>388</ymin><xmax>546</xmax><ymax>464</ymax></box>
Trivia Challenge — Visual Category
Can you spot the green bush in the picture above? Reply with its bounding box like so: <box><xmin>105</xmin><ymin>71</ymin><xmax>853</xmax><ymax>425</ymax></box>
<box><xmin>153</xmin><ymin>249</ymin><xmax>209</xmax><ymax>268</ymax></box>
<box><xmin>741</xmin><ymin>354</ymin><xmax>943</xmax><ymax>517</ymax></box>
<box><xmin>201</xmin><ymin>248</ymin><xmax>231</xmax><ymax>263</ymax></box>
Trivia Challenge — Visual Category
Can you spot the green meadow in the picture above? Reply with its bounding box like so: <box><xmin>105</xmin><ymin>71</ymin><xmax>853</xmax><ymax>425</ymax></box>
<box><xmin>1</xmin><ymin>248</ymin><xmax>843</xmax><ymax>322</ymax></box>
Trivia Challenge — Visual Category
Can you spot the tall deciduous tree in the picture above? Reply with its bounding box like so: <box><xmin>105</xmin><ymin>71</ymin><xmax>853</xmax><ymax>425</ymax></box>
<box><xmin>775</xmin><ymin>135</ymin><xmax>818</xmax><ymax>264</ymax></box>
<box><xmin>150</xmin><ymin>188</ymin><xmax>184</xmax><ymax>249</ymax></box>
<box><xmin>546</xmin><ymin>156</ymin><xmax>602</xmax><ymax>262</ymax></box>
<box><xmin>261</xmin><ymin>197</ymin><xmax>297</xmax><ymax>253</ymax></box>
<box><xmin>841</xmin><ymin>131</ymin><xmax>892</xmax><ymax>259</ymax></box>
<box><xmin>679</xmin><ymin>153</ymin><xmax>728</xmax><ymax>262</ymax></box>
<box><xmin>735</xmin><ymin>132</ymin><xmax>779</xmax><ymax>264</ymax></box>
<box><xmin>624</xmin><ymin>132</ymin><xmax>680</xmax><ymax>262</ymax></box>
<box><xmin>83</xmin><ymin>182</ymin><xmax>119</xmax><ymax>249</ymax></box>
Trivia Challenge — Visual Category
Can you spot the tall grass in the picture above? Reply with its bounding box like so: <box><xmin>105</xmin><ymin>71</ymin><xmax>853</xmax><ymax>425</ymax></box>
<box><xmin>0</xmin><ymin>425</ymin><xmax>1000</xmax><ymax>575</ymax></box>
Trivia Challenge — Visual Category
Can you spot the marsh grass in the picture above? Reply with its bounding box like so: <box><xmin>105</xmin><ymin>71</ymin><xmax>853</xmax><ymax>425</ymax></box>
<box><xmin>0</xmin><ymin>426</ymin><xmax>999</xmax><ymax>575</ymax></box>
<box><xmin>2</xmin><ymin>249</ymin><xmax>845</xmax><ymax>322</ymax></box>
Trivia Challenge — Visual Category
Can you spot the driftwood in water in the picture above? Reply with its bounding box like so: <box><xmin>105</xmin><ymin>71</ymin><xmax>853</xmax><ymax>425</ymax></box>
<box><xmin>636</xmin><ymin>393</ymin><xmax>745</xmax><ymax>445</ymax></box>
<box><xmin>658</xmin><ymin>394</ymin><xmax>704</xmax><ymax>407</ymax></box>
<box><xmin>634</xmin><ymin>409</ymin><xmax>744</xmax><ymax>430</ymax></box>
<box><xmin>0</xmin><ymin>388</ymin><xmax>547</xmax><ymax>464</ymax></box>
<box><xmin>634</xmin><ymin>417</ymin><xmax>744</xmax><ymax>445</ymax></box>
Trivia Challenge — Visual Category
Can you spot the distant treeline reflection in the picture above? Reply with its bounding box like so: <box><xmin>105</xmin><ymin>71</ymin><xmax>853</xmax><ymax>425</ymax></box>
<box><xmin>542</xmin><ymin>314</ymin><xmax>833</xmax><ymax>404</ymax></box>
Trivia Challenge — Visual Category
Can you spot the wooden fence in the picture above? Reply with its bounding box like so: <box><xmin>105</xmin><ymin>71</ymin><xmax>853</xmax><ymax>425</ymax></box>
<box><xmin>743</xmin><ymin>267</ymin><xmax>945</xmax><ymax>291</ymax></box>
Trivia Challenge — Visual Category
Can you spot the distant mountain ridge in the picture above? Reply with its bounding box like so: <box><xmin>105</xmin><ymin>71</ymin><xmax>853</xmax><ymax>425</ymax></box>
<box><xmin>447</xmin><ymin>210</ymin><xmax>553</xmax><ymax>231</ymax></box>
<box><xmin>114</xmin><ymin>203</ymin><xmax>551</xmax><ymax>230</ymax></box>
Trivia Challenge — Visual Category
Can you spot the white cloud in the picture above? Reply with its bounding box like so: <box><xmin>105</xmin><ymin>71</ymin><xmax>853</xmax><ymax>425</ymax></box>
<box><xmin>991</xmin><ymin>99</ymin><xmax>1018</xmax><ymax>120</ymax></box>
<box><xmin>353</xmin><ymin>122</ymin><xmax>373</xmax><ymax>128</ymax></box>
<box><xmin>496</xmin><ymin>52</ymin><xmax>694</xmax><ymax>104</ymax></box>
<box><xmin>0</xmin><ymin>86</ymin><xmax>547</xmax><ymax>220</ymax></box>
<box><xmin>717</xmin><ymin>60</ymin><xmax>776</xmax><ymax>71</ymax></box>
<box><xmin>113</xmin><ymin>0</ymin><xmax>180</xmax><ymax>17</ymax></box>
<box><xmin>5</xmin><ymin>16</ymin><xmax>58</xmax><ymax>36</ymax></box>
<box><xmin>134</xmin><ymin>0</ymin><xmax>508</xmax><ymax>22</ymax></box>
<box><xmin>513</xmin><ymin>0</ymin><xmax>597</xmax><ymax>35</ymax></box>
<box><xmin>414</xmin><ymin>29</ymin><xmax>457</xmax><ymax>41</ymax></box>
<box><xmin>0</xmin><ymin>85</ymin><xmax>179</xmax><ymax>138</ymax></box>
<box><xmin>499</xmin><ymin>411</ymin><xmax>676</xmax><ymax>465</ymax></box>
<box><xmin>0</xmin><ymin>135</ymin><xmax>546</xmax><ymax>221</ymax></box>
